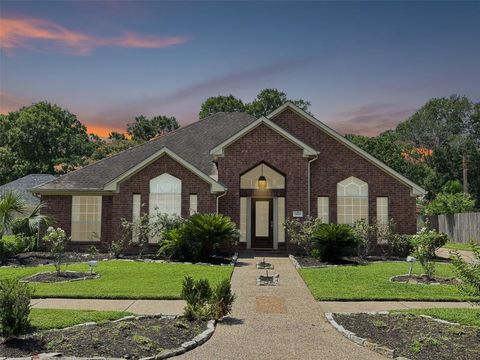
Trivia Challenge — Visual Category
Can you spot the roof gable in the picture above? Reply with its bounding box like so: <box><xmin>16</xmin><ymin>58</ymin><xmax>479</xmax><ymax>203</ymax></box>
<box><xmin>267</xmin><ymin>102</ymin><xmax>426</xmax><ymax>196</ymax></box>
<box><xmin>210</xmin><ymin>117</ymin><xmax>318</xmax><ymax>158</ymax></box>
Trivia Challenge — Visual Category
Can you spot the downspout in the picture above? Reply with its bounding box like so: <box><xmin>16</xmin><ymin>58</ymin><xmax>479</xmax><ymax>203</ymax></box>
<box><xmin>216</xmin><ymin>190</ymin><xmax>228</xmax><ymax>214</ymax></box>
<box><xmin>307</xmin><ymin>154</ymin><xmax>318</xmax><ymax>217</ymax></box>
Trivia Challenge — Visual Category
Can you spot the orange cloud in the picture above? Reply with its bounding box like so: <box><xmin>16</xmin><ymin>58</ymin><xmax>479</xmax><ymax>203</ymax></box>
<box><xmin>85</xmin><ymin>124</ymin><xmax>124</xmax><ymax>138</ymax></box>
<box><xmin>0</xmin><ymin>17</ymin><xmax>187</xmax><ymax>55</ymax></box>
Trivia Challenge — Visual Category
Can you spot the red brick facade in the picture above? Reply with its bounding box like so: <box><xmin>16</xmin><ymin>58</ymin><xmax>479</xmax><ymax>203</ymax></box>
<box><xmin>40</xmin><ymin>107</ymin><xmax>418</xmax><ymax>252</ymax></box>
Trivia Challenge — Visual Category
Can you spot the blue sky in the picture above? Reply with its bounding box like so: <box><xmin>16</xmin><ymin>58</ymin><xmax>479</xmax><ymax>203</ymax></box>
<box><xmin>1</xmin><ymin>1</ymin><xmax>479</xmax><ymax>136</ymax></box>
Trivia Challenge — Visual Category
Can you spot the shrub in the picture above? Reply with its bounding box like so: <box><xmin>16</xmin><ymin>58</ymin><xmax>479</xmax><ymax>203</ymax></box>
<box><xmin>411</xmin><ymin>228</ymin><xmax>449</xmax><ymax>279</ymax></box>
<box><xmin>310</xmin><ymin>248</ymin><xmax>321</xmax><ymax>259</ymax></box>
<box><xmin>210</xmin><ymin>279</ymin><xmax>236</xmax><ymax>321</ymax></box>
<box><xmin>284</xmin><ymin>216</ymin><xmax>323</xmax><ymax>255</ymax></box>
<box><xmin>451</xmin><ymin>241</ymin><xmax>480</xmax><ymax>304</ymax></box>
<box><xmin>181</xmin><ymin>276</ymin><xmax>235</xmax><ymax>321</ymax></box>
<box><xmin>42</xmin><ymin>227</ymin><xmax>68</xmax><ymax>275</ymax></box>
<box><xmin>0</xmin><ymin>279</ymin><xmax>34</xmax><ymax>339</ymax></box>
<box><xmin>353</xmin><ymin>219</ymin><xmax>375</xmax><ymax>258</ymax></box>
<box><xmin>311</xmin><ymin>223</ymin><xmax>357</xmax><ymax>261</ymax></box>
<box><xmin>159</xmin><ymin>213</ymin><xmax>238</xmax><ymax>262</ymax></box>
<box><xmin>109</xmin><ymin>238</ymin><xmax>127</xmax><ymax>259</ymax></box>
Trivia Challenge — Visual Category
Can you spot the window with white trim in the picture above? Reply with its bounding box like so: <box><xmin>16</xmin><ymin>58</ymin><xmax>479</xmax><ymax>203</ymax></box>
<box><xmin>277</xmin><ymin>197</ymin><xmax>285</xmax><ymax>243</ymax></box>
<box><xmin>71</xmin><ymin>196</ymin><xmax>102</xmax><ymax>242</ymax></box>
<box><xmin>189</xmin><ymin>194</ymin><xmax>198</xmax><ymax>215</ymax></box>
<box><xmin>132</xmin><ymin>194</ymin><xmax>141</xmax><ymax>242</ymax></box>
<box><xmin>376</xmin><ymin>197</ymin><xmax>388</xmax><ymax>225</ymax></box>
<box><xmin>149</xmin><ymin>173</ymin><xmax>182</xmax><ymax>216</ymax></box>
<box><xmin>239</xmin><ymin>197</ymin><xmax>247</xmax><ymax>243</ymax></box>
<box><xmin>317</xmin><ymin>196</ymin><xmax>329</xmax><ymax>223</ymax></box>
<box><xmin>337</xmin><ymin>177</ymin><xmax>368</xmax><ymax>225</ymax></box>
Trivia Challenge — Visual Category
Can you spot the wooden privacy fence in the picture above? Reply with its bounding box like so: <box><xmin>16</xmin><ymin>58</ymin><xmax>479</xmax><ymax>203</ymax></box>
<box><xmin>424</xmin><ymin>212</ymin><xmax>480</xmax><ymax>243</ymax></box>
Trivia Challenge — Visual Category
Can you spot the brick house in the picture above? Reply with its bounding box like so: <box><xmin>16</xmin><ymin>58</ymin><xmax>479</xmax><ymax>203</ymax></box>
<box><xmin>32</xmin><ymin>103</ymin><xmax>425</xmax><ymax>252</ymax></box>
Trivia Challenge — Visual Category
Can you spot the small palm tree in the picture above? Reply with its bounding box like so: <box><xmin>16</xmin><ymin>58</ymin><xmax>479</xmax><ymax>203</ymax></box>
<box><xmin>0</xmin><ymin>191</ymin><xmax>26</xmax><ymax>239</ymax></box>
<box><xmin>11</xmin><ymin>203</ymin><xmax>51</xmax><ymax>237</ymax></box>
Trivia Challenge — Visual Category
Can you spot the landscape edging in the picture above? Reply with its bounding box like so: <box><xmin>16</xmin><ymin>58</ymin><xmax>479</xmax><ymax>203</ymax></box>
<box><xmin>4</xmin><ymin>314</ymin><xmax>216</xmax><ymax>360</ymax></box>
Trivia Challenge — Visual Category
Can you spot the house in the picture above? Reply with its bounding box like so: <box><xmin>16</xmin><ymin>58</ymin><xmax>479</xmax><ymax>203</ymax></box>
<box><xmin>31</xmin><ymin>103</ymin><xmax>425</xmax><ymax>251</ymax></box>
<box><xmin>1</xmin><ymin>174</ymin><xmax>56</xmax><ymax>212</ymax></box>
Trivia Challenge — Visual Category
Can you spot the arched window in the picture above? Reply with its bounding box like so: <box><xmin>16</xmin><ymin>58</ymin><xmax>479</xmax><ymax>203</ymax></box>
<box><xmin>337</xmin><ymin>176</ymin><xmax>368</xmax><ymax>225</ymax></box>
<box><xmin>149</xmin><ymin>173</ymin><xmax>182</xmax><ymax>216</ymax></box>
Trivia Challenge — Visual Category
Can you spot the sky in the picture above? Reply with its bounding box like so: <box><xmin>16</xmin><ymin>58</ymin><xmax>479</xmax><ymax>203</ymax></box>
<box><xmin>1</xmin><ymin>1</ymin><xmax>479</xmax><ymax>137</ymax></box>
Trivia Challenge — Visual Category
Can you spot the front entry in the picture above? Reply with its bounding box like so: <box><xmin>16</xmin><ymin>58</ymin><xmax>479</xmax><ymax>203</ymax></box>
<box><xmin>251</xmin><ymin>198</ymin><xmax>273</xmax><ymax>249</ymax></box>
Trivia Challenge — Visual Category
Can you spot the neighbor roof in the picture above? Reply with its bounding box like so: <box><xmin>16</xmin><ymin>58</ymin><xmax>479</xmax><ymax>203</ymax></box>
<box><xmin>0</xmin><ymin>174</ymin><xmax>56</xmax><ymax>205</ymax></box>
<box><xmin>33</xmin><ymin>112</ymin><xmax>256</xmax><ymax>192</ymax></box>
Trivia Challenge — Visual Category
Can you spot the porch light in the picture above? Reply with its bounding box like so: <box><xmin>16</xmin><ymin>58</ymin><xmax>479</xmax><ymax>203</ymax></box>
<box><xmin>257</xmin><ymin>164</ymin><xmax>268</xmax><ymax>189</ymax></box>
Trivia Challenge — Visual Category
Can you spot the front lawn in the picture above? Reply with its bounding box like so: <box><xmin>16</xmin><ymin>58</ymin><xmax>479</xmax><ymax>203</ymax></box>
<box><xmin>0</xmin><ymin>260</ymin><xmax>233</xmax><ymax>299</ymax></box>
<box><xmin>396</xmin><ymin>308</ymin><xmax>480</xmax><ymax>327</ymax></box>
<box><xmin>299</xmin><ymin>261</ymin><xmax>470</xmax><ymax>301</ymax></box>
<box><xmin>30</xmin><ymin>309</ymin><xmax>132</xmax><ymax>330</ymax></box>
<box><xmin>442</xmin><ymin>242</ymin><xmax>476</xmax><ymax>252</ymax></box>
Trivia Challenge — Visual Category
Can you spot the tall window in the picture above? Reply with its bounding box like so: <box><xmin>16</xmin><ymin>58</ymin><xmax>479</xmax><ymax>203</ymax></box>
<box><xmin>189</xmin><ymin>194</ymin><xmax>198</xmax><ymax>215</ymax></box>
<box><xmin>376</xmin><ymin>197</ymin><xmax>388</xmax><ymax>225</ymax></box>
<box><xmin>317</xmin><ymin>197</ymin><xmax>329</xmax><ymax>223</ymax></box>
<box><xmin>337</xmin><ymin>177</ymin><xmax>368</xmax><ymax>225</ymax></box>
<box><xmin>149</xmin><ymin>173</ymin><xmax>182</xmax><ymax>216</ymax></box>
<box><xmin>132</xmin><ymin>194</ymin><xmax>141</xmax><ymax>242</ymax></box>
<box><xmin>71</xmin><ymin>196</ymin><xmax>102</xmax><ymax>242</ymax></box>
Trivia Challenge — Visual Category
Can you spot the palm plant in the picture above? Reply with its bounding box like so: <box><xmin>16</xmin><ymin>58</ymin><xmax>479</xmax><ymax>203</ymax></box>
<box><xmin>311</xmin><ymin>223</ymin><xmax>357</xmax><ymax>261</ymax></box>
<box><xmin>11</xmin><ymin>203</ymin><xmax>51</xmax><ymax>237</ymax></box>
<box><xmin>0</xmin><ymin>191</ymin><xmax>26</xmax><ymax>239</ymax></box>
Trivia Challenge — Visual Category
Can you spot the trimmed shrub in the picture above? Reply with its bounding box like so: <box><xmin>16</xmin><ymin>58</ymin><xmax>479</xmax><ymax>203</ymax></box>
<box><xmin>0</xmin><ymin>279</ymin><xmax>34</xmax><ymax>339</ymax></box>
<box><xmin>210</xmin><ymin>279</ymin><xmax>236</xmax><ymax>321</ymax></box>
<box><xmin>311</xmin><ymin>223</ymin><xmax>357</xmax><ymax>261</ymax></box>
<box><xmin>284</xmin><ymin>216</ymin><xmax>323</xmax><ymax>255</ymax></box>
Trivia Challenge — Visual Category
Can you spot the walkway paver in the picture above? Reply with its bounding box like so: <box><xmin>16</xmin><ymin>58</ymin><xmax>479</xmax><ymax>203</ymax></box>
<box><xmin>437</xmin><ymin>247</ymin><xmax>476</xmax><ymax>263</ymax></box>
<box><xmin>178</xmin><ymin>255</ymin><xmax>385</xmax><ymax>360</ymax></box>
<box><xmin>31</xmin><ymin>298</ymin><xmax>185</xmax><ymax>315</ymax></box>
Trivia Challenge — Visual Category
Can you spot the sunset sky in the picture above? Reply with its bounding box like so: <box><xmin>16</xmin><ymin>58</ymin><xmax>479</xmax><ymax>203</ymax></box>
<box><xmin>1</xmin><ymin>1</ymin><xmax>479</xmax><ymax>137</ymax></box>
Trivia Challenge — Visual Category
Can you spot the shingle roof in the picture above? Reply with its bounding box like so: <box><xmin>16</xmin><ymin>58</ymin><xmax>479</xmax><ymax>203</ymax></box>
<box><xmin>34</xmin><ymin>112</ymin><xmax>257</xmax><ymax>191</ymax></box>
<box><xmin>0</xmin><ymin>174</ymin><xmax>56</xmax><ymax>205</ymax></box>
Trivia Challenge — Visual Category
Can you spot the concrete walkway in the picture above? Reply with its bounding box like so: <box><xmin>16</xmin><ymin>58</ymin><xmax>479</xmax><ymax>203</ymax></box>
<box><xmin>437</xmin><ymin>247</ymin><xmax>476</xmax><ymax>263</ymax></box>
<box><xmin>31</xmin><ymin>298</ymin><xmax>185</xmax><ymax>315</ymax></box>
<box><xmin>178</xmin><ymin>255</ymin><xmax>386</xmax><ymax>360</ymax></box>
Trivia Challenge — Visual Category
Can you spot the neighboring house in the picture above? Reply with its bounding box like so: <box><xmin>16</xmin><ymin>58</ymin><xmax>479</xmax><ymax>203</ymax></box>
<box><xmin>32</xmin><ymin>103</ymin><xmax>425</xmax><ymax>251</ymax></box>
<box><xmin>1</xmin><ymin>174</ymin><xmax>56</xmax><ymax>212</ymax></box>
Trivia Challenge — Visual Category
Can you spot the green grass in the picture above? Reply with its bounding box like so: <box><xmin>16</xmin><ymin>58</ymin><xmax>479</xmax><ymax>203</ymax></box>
<box><xmin>442</xmin><ymin>242</ymin><xmax>476</xmax><ymax>251</ymax></box>
<box><xmin>299</xmin><ymin>261</ymin><xmax>472</xmax><ymax>301</ymax></box>
<box><xmin>396</xmin><ymin>308</ymin><xmax>480</xmax><ymax>327</ymax></box>
<box><xmin>30</xmin><ymin>308</ymin><xmax>132</xmax><ymax>330</ymax></box>
<box><xmin>0</xmin><ymin>260</ymin><xmax>233</xmax><ymax>299</ymax></box>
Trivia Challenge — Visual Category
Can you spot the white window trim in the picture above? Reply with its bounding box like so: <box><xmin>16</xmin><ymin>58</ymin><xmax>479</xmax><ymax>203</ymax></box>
<box><xmin>71</xmin><ymin>196</ymin><xmax>102</xmax><ymax>242</ymax></box>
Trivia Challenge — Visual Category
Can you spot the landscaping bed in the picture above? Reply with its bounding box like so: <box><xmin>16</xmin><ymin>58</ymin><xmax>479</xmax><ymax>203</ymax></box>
<box><xmin>332</xmin><ymin>312</ymin><xmax>480</xmax><ymax>360</ymax></box>
<box><xmin>0</xmin><ymin>316</ymin><xmax>207</xmax><ymax>358</ymax></box>
<box><xmin>22</xmin><ymin>270</ymin><xmax>98</xmax><ymax>283</ymax></box>
<box><xmin>391</xmin><ymin>274</ymin><xmax>459</xmax><ymax>285</ymax></box>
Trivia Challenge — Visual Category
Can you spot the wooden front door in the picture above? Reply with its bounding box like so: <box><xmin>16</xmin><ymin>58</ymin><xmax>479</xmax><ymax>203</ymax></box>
<box><xmin>251</xmin><ymin>198</ymin><xmax>273</xmax><ymax>249</ymax></box>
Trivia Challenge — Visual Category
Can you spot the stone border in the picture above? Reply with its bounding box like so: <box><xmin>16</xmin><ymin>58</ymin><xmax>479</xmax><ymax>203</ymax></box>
<box><xmin>21</xmin><ymin>270</ymin><xmax>100</xmax><ymax>284</ymax></box>
<box><xmin>289</xmin><ymin>254</ymin><xmax>417</xmax><ymax>269</ymax></box>
<box><xmin>3</xmin><ymin>314</ymin><xmax>216</xmax><ymax>360</ymax></box>
<box><xmin>325</xmin><ymin>312</ymin><xmax>408</xmax><ymax>360</ymax></box>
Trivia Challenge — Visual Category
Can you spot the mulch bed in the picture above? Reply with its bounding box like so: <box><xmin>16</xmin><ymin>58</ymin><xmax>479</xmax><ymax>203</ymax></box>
<box><xmin>23</xmin><ymin>271</ymin><xmax>98</xmax><ymax>283</ymax></box>
<box><xmin>0</xmin><ymin>317</ymin><xmax>206</xmax><ymax>358</ymax></box>
<box><xmin>333</xmin><ymin>313</ymin><xmax>480</xmax><ymax>360</ymax></box>
<box><xmin>294</xmin><ymin>256</ymin><xmax>362</xmax><ymax>267</ymax></box>
<box><xmin>391</xmin><ymin>274</ymin><xmax>460</xmax><ymax>285</ymax></box>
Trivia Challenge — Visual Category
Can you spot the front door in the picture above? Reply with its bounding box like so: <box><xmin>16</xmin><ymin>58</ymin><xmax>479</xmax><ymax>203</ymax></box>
<box><xmin>251</xmin><ymin>198</ymin><xmax>273</xmax><ymax>249</ymax></box>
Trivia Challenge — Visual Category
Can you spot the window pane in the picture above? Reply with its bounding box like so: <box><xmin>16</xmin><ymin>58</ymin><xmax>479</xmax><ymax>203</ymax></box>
<box><xmin>189</xmin><ymin>194</ymin><xmax>198</xmax><ymax>216</ymax></box>
<box><xmin>317</xmin><ymin>197</ymin><xmax>329</xmax><ymax>223</ymax></box>
<box><xmin>71</xmin><ymin>196</ymin><xmax>102</xmax><ymax>242</ymax></box>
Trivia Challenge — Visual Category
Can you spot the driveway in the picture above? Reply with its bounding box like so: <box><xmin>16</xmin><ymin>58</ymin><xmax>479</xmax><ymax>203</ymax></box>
<box><xmin>178</xmin><ymin>255</ymin><xmax>384</xmax><ymax>360</ymax></box>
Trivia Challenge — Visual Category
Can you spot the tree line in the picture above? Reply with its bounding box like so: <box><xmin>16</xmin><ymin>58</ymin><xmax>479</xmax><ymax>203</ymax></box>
<box><xmin>1</xmin><ymin>90</ymin><xmax>479</xmax><ymax>211</ymax></box>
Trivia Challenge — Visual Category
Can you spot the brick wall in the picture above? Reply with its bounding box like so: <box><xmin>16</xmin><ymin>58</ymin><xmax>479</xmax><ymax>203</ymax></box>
<box><xmin>269</xmin><ymin>108</ymin><xmax>417</xmax><ymax>234</ymax></box>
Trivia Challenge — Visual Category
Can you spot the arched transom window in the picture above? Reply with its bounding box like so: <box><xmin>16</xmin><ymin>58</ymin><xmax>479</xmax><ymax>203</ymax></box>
<box><xmin>337</xmin><ymin>176</ymin><xmax>368</xmax><ymax>225</ymax></box>
<box><xmin>149</xmin><ymin>173</ymin><xmax>182</xmax><ymax>216</ymax></box>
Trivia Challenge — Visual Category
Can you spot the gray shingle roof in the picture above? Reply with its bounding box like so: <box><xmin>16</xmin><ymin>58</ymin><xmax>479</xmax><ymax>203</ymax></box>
<box><xmin>0</xmin><ymin>174</ymin><xmax>56</xmax><ymax>205</ymax></box>
<box><xmin>34</xmin><ymin>112</ymin><xmax>257</xmax><ymax>191</ymax></box>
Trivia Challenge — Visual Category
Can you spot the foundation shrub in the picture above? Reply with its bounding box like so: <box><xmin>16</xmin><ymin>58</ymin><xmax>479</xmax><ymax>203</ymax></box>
<box><xmin>0</xmin><ymin>279</ymin><xmax>34</xmax><ymax>339</ymax></box>
<box><xmin>311</xmin><ymin>223</ymin><xmax>357</xmax><ymax>261</ymax></box>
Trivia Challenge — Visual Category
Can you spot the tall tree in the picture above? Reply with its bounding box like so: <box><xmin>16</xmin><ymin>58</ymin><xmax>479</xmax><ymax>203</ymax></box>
<box><xmin>199</xmin><ymin>95</ymin><xmax>246</xmax><ymax>119</ymax></box>
<box><xmin>0</xmin><ymin>102</ymin><xmax>92</xmax><ymax>184</ymax></box>
<box><xmin>246</xmin><ymin>88</ymin><xmax>311</xmax><ymax>118</ymax></box>
<box><xmin>127</xmin><ymin>115</ymin><xmax>179</xmax><ymax>141</ymax></box>
<box><xmin>108</xmin><ymin>131</ymin><xmax>127</xmax><ymax>141</ymax></box>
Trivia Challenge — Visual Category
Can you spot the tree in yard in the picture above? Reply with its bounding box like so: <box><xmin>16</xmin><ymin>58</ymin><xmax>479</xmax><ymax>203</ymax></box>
<box><xmin>108</xmin><ymin>131</ymin><xmax>127</xmax><ymax>141</ymax></box>
<box><xmin>199</xmin><ymin>95</ymin><xmax>246</xmax><ymax>119</ymax></box>
<box><xmin>126</xmin><ymin>115</ymin><xmax>179</xmax><ymax>141</ymax></box>
<box><xmin>423</xmin><ymin>180</ymin><xmax>476</xmax><ymax>215</ymax></box>
<box><xmin>246</xmin><ymin>88</ymin><xmax>311</xmax><ymax>118</ymax></box>
<box><xmin>451</xmin><ymin>242</ymin><xmax>480</xmax><ymax>304</ymax></box>
<box><xmin>0</xmin><ymin>102</ymin><xmax>93</xmax><ymax>184</ymax></box>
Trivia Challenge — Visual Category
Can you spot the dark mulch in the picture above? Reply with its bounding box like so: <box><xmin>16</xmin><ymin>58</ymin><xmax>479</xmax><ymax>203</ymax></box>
<box><xmin>391</xmin><ymin>274</ymin><xmax>460</xmax><ymax>285</ymax></box>
<box><xmin>23</xmin><ymin>271</ymin><xmax>98</xmax><ymax>283</ymax></box>
<box><xmin>294</xmin><ymin>256</ymin><xmax>362</xmax><ymax>267</ymax></box>
<box><xmin>0</xmin><ymin>317</ymin><xmax>206</xmax><ymax>358</ymax></box>
<box><xmin>334</xmin><ymin>313</ymin><xmax>480</xmax><ymax>360</ymax></box>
